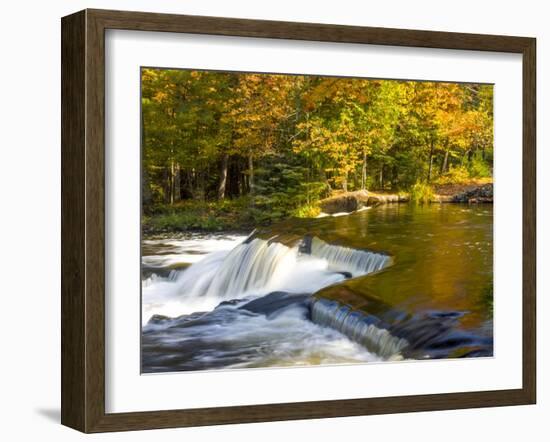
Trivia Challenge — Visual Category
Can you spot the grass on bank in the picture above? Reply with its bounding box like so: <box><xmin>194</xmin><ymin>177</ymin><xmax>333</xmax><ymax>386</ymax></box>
<box><xmin>409</xmin><ymin>182</ymin><xmax>435</xmax><ymax>204</ymax></box>
<box><xmin>143</xmin><ymin>165</ymin><xmax>492</xmax><ymax>233</ymax></box>
<box><xmin>143</xmin><ymin>197</ymin><xmax>254</xmax><ymax>233</ymax></box>
<box><xmin>143</xmin><ymin>197</ymin><xmax>320</xmax><ymax>233</ymax></box>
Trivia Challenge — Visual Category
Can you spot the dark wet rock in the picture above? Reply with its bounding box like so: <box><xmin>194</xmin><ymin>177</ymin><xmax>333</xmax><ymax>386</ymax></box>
<box><xmin>216</xmin><ymin>298</ymin><xmax>244</xmax><ymax>308</ymax></box>
<box><xmin>450</xmin><ymin>183</ymin><xmax>493</xmax><ymax>203</ymax></box>
<box><xmin>299</xmin><ymin>235</ymin><xmax>313</xmax><ymax>254</ymax></box>
<box><xmin>467</xmin><ymin>196</ymin><xmax>493</xmax><ymax>204</ymax></box>
<box><xmin>141</xmin><ymin>262</ymin><xmax>190</xmax><ymax>279</ymax></box>
<box><xmin>239</xmin><ymin>292</ymin><xmax>311</xmax><ymax>318</ymax></box>
<box><xmin>147</xmin><ymin>314</ymin><xmax>172</xmax><ymax>324</ymax></box>
<box><xmin>144</xmin><ymin>311</ymin><xmax>209</xmax><ymax>331</ymax></box>
<box><xmin>389</xmin><ymin>311</ymin><xmax>493</xmax><ymax>359</ymax></box>
<box><xmin>459</xmin><ymin>184</ymin><xmax>493</xmax><ymax>203</ymax></box>
<box><xmin>142</xmin><ymin>293</ymin><xmax>311</xmax><ymax>373</ymax></box>
<box><xmin>311</xmin><ymin>287</ymin><xmax>493</xmax><ymax>360</ymax></box>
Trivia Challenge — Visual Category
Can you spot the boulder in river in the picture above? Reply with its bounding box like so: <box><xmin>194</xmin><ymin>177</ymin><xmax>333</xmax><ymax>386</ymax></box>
<box><xmin>319</xmin><ymin>190</ymin><xmax>370</xmax><ymax>214</ymax></box>
<box><xmin>319</xmin><ymin>190</ymin><xmax>407</xmax><ymax>214</ymax></box>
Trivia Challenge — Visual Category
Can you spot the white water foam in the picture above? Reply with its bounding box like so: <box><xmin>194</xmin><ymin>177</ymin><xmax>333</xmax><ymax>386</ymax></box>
<box><xmin>142</xmin><ymin>234</ymin><xmax>246</xmax><ymax>268</ymax></box>
<box><xmin>206</xmin><ymin>304</ymin><xmax>383</xmax><ymax>368</ymax></box>
<box><xmin>142</xmin><ymin>235</ymin><xmax>390</xmax><ymax>335</ymax></box>
<box><xmin>142</xmin><ymin>234</ymin><xmax>399</xmax><ymax>367</ymax></box>
<box><xmin>310</xmin><ymin>237</ymin><xmax>390</xmax><ymax>276</ymax></box>
<box><xmin>311</xmin><ymin>299</ymin><xmax>408</xmax><ymax>358</ymax></box>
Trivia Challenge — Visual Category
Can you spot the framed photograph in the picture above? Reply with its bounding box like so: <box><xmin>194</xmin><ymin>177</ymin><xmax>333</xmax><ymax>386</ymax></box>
<box><xmin>61</xmin><ymin>9</ymin><xmax>536</xmax><ymax>433</ymax></box>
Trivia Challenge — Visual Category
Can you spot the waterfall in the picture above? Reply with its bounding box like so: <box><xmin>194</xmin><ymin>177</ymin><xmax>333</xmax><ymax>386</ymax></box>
<box><xmin>161</xmin><ymin>238</ymin><xmax>303</xmax><ymax>303</ymax></box>
<box><xmin>199</xmin><ymin>238</ymin><xmax>298</xmax><ymax>298</ymax></box>
<box><xmin>311</xmin><ymin>298</ymin><xmax>408</xmax><ymax>358</ymax></box>
<box><xmin>142</xmin><ymin>234</ymin><xmax>404</xmax><ymax>362</ymax></box>
<box><xmin>309</xmin><ymin>237</ymin><xmax>391</xmax><ymax>277</ymax></box>
<box><xmin>169</xmin><ymin>236</ymin><xmax>390</xmax><ymax>300</ymax></box>
<box><xmin>143</xmin><ymin>235</ymin><xmax>393</xmax><ymax>332</ymax></box>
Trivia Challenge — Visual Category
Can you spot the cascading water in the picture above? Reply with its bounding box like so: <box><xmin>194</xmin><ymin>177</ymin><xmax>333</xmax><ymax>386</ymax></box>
<box><xmin>308</xmin><ymin>237</ymin><xmax>391</xmax><ymax>276</ymax></box>
<box><xmin>141</xmin><ymin>233</ymin><xmax>397</xmax><ymax>371</ymax></box>
<box><xmin>198</xmin><ymin>239</ymin><xmax>298</xmax><ymax>298</ymax></box>
<box><xmin>311</xmin><ymin>298</ymin><xmax>408</xmax><ymax>358</ymax></box>
<box><xmin>143</xmin><ymin>235</ymin><xmax>390</xmax><ymax>323</ymax></box>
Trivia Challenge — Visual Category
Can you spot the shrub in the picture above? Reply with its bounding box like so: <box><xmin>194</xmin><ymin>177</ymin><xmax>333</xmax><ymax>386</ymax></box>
<box><xmin>292</xmin><ymin>204</ymin><xmax>321</xmax><ymax>218</ymax></box>
<box><xmin>468</xmin><ymin>154</ymin><xmax>492</xmax><ymax>178</ymax></box>
<box><xmin>410</xmin><ymin>182</ymin><xmax>435</xmax><ymax>204</ymax></box>
<box><xmin>435</xmin><ymin>166</ymin><xmax>471</xmax><ymax>185</ymax></box>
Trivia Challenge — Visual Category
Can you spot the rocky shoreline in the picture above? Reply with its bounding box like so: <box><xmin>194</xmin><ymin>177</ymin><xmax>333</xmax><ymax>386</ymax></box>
<box><xmin>433</xmin><ymin>182</ymin><xmax>493</xmax><ymax>203</ymax></box>
<box><xmin>318</xmin><ymin>183</ymin><xmax>493</xmax><ymax>215</ymax></box>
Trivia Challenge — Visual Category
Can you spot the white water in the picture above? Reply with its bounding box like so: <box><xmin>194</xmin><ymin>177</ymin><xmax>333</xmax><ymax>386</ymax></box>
<box><xmin>142</xmin><ymin>300</ymin><xmax>383</xmax><ymax>370</ymax></box>
<box><xmin>311</xmin><ymin>299</ymin><xmax>408</xmax><ymax>359</ymax></box>
<box><xmin>310</xmin><ymin>237</ymin><xmax>391</xmax><ymax>276</ymax></box>
<box><xmin>142</xmin><ymin>233</ymin><xmax>395</xmax><ymax>370</ymax></box>
<box><xmin>142</xmin><ymin>235</ymin><xmax>389</xmax><ymax>323</ymax></box>
<box><xmin>142</xmin><ymin>234</ymin><xmax>246</xmax><ymax>267</ymax></box>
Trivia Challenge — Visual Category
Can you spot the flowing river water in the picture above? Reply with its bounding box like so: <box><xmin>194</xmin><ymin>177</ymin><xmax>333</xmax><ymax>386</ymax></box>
<box><xmin>141</xmin><ymin>203</ymin><xmax>493</xmax><ymax>373</ymax></box>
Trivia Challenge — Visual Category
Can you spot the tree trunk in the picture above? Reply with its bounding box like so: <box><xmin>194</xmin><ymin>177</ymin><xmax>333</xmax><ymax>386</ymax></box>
<box><xmin>427</xmin><ymin>138</ymin><xmax>435</xmax><ymax>183</ymax></box>
<box><xmin>392</xmin><ymin>165</ymin><xmax>399</xmax><ymax>188</ymax></box>
<box><xmin>361</xmin><ymin>151</ymin><xmax>367</xmax><ymax>190</ymax></box>
<box><xmin>142</xmin><ymin>166</ymin><xmax>152</xmax><ymax>207</ymax></box>
<box><xmin>163</xmin><ymin>168</ymin><xmax>170</xmax><ymax>204</ymax></box>
<box><xmin>173</xmin><ymin>164</ymin><xmax>181</xmax><ymax>203</ymax></box>
<box><xmin>227</xmin><ymin>159</ymin><xmax>238</xmax><ymax>198</ymax></box>
<box><xmin>179</xmin><ymin>169</ymin><xmax>188</xmax><ymax>200</ymax></box>
<box><xmin>169</xmin><ymin>160</ymin><xmax>175</xmax><ymax>205</ymax></box>
<box><xmin>342</xmin><ymin>172</ymin><xmax>348</xmax><ymax>192</ymax></box>
<box><xmin>379</xmin><ymin>167</ymin><xmax>383</xmax><ymax>189</ymax></box>
<box><xmin>441</xmin><ymin>149</ymin><xmax>449</xmax><ymax>174</ymax></box>
<box><xmin>217</xmin><ymin>153</ymin><xmax>229</xmax><ymax>200</ymax></box>
<box><xmin>248</xmin><ymin>154</ymin><xmax>255</xmax><ymax>195</ymax></box>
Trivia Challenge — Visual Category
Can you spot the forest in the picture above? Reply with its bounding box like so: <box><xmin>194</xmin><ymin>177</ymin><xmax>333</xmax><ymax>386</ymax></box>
<box><xmin>141</xmin><ymin>68</ymin><xmax>493</xmax><ymax>232</ymax></box>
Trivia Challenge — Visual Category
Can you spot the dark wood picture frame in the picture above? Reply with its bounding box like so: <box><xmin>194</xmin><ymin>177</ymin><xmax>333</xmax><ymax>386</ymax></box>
<box><xmin>61</xmin><ymin>8</ymin><xmax>536</xmax><ymax>433</ymax></box>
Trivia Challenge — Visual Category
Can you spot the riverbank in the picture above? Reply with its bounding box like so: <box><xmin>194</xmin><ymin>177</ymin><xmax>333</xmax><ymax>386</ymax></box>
<box><xmin>317</xmin><ymin>180</ymin><xmax>493</xmax><ymax>215</ymax></box>
<box><xmin>143</xmin><ymin>180</ymin><xmax>493</xmax><ymax>234</ymax></box>
<box><xmin>142</xmin><ymin>198</ymin><xmax>258</xmax><ymax>234</ymax></box>
<box><xmin>432</xmin><ymin>180</ymin><xmax>493</xmax><ymax>203</ymax></box>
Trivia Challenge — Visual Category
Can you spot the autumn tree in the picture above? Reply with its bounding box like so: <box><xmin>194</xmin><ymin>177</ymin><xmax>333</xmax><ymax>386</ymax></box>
<box><xmin>141</xmin><ymin>68</ymin><xmax>493</xmax><ymax>219</ymax></box>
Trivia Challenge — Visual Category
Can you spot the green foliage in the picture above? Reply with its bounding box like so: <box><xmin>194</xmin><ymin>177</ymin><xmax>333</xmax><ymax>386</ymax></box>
<box><xmin>410</xmin><ymin>182</ymin><xmax>435</xmax><ymax>204</ymax></box>
<box><xmin>434</xmin><ymin>166</ymin><xmax>471</xmax><ymax>185</ymax></box>
<box><xmin>468</xmin><ymin>152</ymin><xmax>493</xmax><ymax>178</ymax></box>
<box><xmin>143</xmin><ymin>198</ymin><xmax>257</xmax><ymax>232</ymax></box>
<box><xmin>292</xmin><ymin>204</ymin><xmax>321</xmax><ymax>218</ymax></box>
<box><xmin>479</xmin><ymin>284</ymin><xmax>494</xmax><ymax>317</ymax></box>
<box><xmin>435</xmin><ymin>153</ymin><xmax>492</xmax><ymax>186</ymax></box>
<box><xmin>251</xmin><ymin>157</ymin><xmax>327</xmax><ymax>221</ymax></box>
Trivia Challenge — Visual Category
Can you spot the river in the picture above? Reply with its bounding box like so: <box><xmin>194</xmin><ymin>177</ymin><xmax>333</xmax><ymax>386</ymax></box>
<box><xmin>141</xmin><ymin>203</ymin><xmax>493</xmax><ymax>373</ymax></box>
